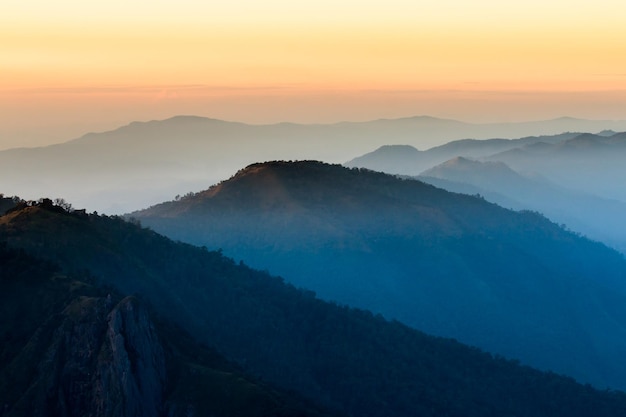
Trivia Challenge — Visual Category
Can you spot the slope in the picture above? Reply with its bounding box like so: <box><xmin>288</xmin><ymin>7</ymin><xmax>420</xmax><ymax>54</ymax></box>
<box><xmin>346</xmin><ymin>131</ymin><xmax>626</xmax><ymax>252</ymax></box>
<box><xmin>131</xmin><ymin>160</ymin><xmax>626</xmax><ymax>391</ymax></box>
<box><xmin>344</xmin><ymin>132</ymin><xmax>579</xmax><ymax>175</ymax></box>
<box><xmin>420</xmin><ymin>157</ymin><xmax>626</xmax><ymax>253</ymax></box>
<box><xmin>3</xmin><ymin>200</ymin><xmax>626</xmax><ymax>416</ymax></box>
<box><xmin>0</xmin><ymin>242</ymin><xmax>333</xmax><ymax>417</ymax></box>
<box><xmin>486</xmin><ymin>131</ymin><xmax>626</xmax><ymax>202</ymax></box>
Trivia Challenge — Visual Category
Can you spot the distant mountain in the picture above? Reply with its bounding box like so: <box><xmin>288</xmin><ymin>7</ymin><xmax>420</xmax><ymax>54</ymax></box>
<box><xmin>347</xmin><ymin>131</ymin><xmax>626</xmax><ymax>252</ymax></box>
<box><xmin>485</xmin><ymin>132</ymin><xmax>626</xmax><ymax>202</ymax></box>
<box><xmin>345</xmin><ymin>132</ymin><xmax>579</xmax><ymax>175</ymax></box>
<box><xmin>597</xmin><ymin>129</ymin><xmax>617</xmax><ymax>136</ymax></box>
<box><xmin>422</xmin><ymin>156</ymin><xmax>521</xmax><ymax>183</ymax></box>
<box><xmin>131</xmin><ymin>160</ymin><xmax>626</xmax><ymax>391</ymax></box>
<box><xmin>420</xmin><ymin>157</ymin><xmax>626</xmax><ymax>253</ymax></box>
<box><xmin>2</xmin><ymin>115</ymin><xmax>626</xmax><ymax>213</ymax></box>
<box><xmin>0</xmin><ymin>242</ymin><xmax>334</xmax><ymax>417</ymax></box>
<box><xmin>7</xmin><ymin>201</ymin><xmax>626</xmax><ymax>416</ymax></box>
<box><xmin>415</xmin><ymin>175</ymin><xmax>525</xmax><ymax>211</ymax></box>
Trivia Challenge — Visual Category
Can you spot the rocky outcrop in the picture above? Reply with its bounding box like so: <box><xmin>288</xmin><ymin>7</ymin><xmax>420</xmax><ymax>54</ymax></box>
<box><xmin>93</xmin><ymin>296</ymin><xmax>166</xmax><ymax>417</ymax></box>
<box><xmin>0</xmin><ymin>244</ymin><xmax>338</xmax><ymax>417</ymax></box>
<box><xmin>2</xmin><ymin>295</ymin><xmax>167</xmax><ymax>417</ymax></box>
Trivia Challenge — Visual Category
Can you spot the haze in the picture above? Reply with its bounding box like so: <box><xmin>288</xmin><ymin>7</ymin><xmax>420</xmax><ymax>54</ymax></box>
<box><xmin>5</xmin><ymin>2</ymin><xmax>626</xmax><ymax>413</ymax></box>
<box><xmin>2</xmin><ymin>0</ymin><xmax>626</xmax><ymax>149</ymax></box>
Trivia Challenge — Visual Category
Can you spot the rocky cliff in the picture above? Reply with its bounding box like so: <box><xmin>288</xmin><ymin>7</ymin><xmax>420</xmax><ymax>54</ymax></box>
<box><xmin>0</xmin><ymin>245</ymin><xmax>334</xmax><ymax>417</ymax></box>
<box><xmin>3</xmin><ymin>294</ymin><xmax>166</xmax><ymax>417</ymax></box>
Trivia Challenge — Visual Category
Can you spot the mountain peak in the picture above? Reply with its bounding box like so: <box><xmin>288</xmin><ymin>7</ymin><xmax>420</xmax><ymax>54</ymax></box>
<box><xmin>556</xmin><ymin>131</ymin><xmax>626</xmax><ymax>148</ymax></box>
<box><xmin>215</xmin><ymin>160</ymin><xmax>342</xmax><ymax>188</ymax></box>
<box><xmin>424</xmin><ymin>156</ymin><xmax>512</xmax><ymax>176</ymax></box>
<box><xmin>439</xmin><ymin>155</ymin><xmax>474</xmax><ymax>166</ymax></box>
<box><xmin>375</xmin><ymin>144</ymin><xmax>421</xmax><ymax>153</ymax></box>
<box><xmin>344</xmin><ymin>145</ymin><xmax>423</xmax><ymax>174</ymax></box>
<box><xmin>205</xmin><ymin>160</ymin><xmax>328</xmax><ymax>197</ymax></box>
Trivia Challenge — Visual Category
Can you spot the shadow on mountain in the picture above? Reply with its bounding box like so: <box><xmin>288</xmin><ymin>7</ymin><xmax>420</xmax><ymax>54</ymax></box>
<box><xmin>129</xmin><ymin>161</ymin><xmax>626</xmax><ymax>391</ymax></box>
<box><xmin>3</xmin><ymin>200</ymin><xmax>626</xmax><ymax>416</ymax></box>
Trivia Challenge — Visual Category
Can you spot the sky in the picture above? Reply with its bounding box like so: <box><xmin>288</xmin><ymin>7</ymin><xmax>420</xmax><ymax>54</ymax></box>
<box><xmin>1</xmin><ymin>0</ymin><xmax>626</xmax><ymax>149</ymax></box>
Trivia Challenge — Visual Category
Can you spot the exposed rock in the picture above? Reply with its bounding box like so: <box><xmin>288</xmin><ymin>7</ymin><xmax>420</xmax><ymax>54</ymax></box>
<box><xmin>93</xmin><ymin>296</ymin><xmax>166</xmax><ymax>417</ymax></box>
<box><xmin>2</xmin><ymin>295</ymin><xmax>167</xmax><ymax>417</ymax></box>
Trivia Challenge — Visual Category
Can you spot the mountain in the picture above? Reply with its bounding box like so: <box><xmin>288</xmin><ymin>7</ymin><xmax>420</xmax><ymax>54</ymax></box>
<box><xmin>4</xmin><ymin>200</ymin><xmax>626</xmax><ymax>416</ymax></box>
<box><xmin>0</xmin><ymin>242</ymin><xmax>334</xmax><ymax>417</ymax></box>
<box><xmin>344</xmin><ymin>132</ymin><xmax>579</xmax><ymax>175</ymax></box>
<box><xmin>420</xmin><ymin>157</ymin><xmax>626</xmax><ymax>253</ymax></box>
<box><xmin>421</xmin><ymin>156</ymin><xmax>524</xmax><ymax>184</ymax></box>
<box><xmin>130</xmin><ymin>160</ymin><xmax>626</xmax><ymax>391</ymax></box>
<box><xmin>485</xmin><ymin>132</ymin><xmax>626</xmax><ymax>202</ymax></box>
<box><xmin>2</xmin><ymin>115</ymin><xmax>626</xmax><ymax>213</ymax></box>
<box><xmin>346</xmin><ymin>131</ymin><xmax>626</xmax><ymax>252</ymax></box>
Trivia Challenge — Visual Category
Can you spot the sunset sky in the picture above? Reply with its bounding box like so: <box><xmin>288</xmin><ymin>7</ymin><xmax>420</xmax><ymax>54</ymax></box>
<box><xmin>2</xmin><ymin>0</ymin><xmax>626</xmax><ymax>148</ymax></box>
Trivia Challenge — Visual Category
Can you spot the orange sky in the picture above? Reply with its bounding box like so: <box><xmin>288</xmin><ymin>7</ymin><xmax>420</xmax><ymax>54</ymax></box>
<box><xmin>1</xmin><ymin>1</ymin><xmax>626</xmax><ymax>148</ymax></box>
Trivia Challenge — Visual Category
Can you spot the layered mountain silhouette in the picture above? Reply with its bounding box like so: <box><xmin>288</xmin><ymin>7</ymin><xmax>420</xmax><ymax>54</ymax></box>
<box><xmin>3</xmin><ymin>115</ymin><xmax>626</xmax><ymax>213</ymax></box>
<box><xmin>485</xmin><ymin>132</ymin><xmax>626</xmax><ymax>202</ymax></box>
<box><xmin>344</xmin><ymin>132</ymin><xmax>580</xmax><ymax>175</ymax></box>
<box><xmin>3</xmin><ymin>199</ymin><xmax>626</xmax><ymax>417</ymax></box>
<box><xmin>346</xmin><ymin>132</ymin><xmax>626</xmax><ymax>194</ymax></box>
<box><xmin>420</xmin><ymin>157</ymin><xmax>626</xmax><ymax>252</ymax></box>
<box><xmin>130</xmin><ymin>160</ymin><xmax>626</xmax><ymax>391</ymax></box>
<box><xmin>347</xmin><ymin>131</ymin><xmax>626</xmax><ymax>252</ymax></box>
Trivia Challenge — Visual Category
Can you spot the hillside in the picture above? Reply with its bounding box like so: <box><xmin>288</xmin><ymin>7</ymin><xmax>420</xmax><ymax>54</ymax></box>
<box><xmin>421</xmin><ymin>156</ymin><xmax>519</xmax><ymax>181</ymax></box>
<box><xmin>347</xmin><ymin>131</ymin><xmax>626</xmax><ymax>252</ymax></box>
<box><xmin>131</xmin><ymin>160</ymin><xmax>626</xmax><ymax>391</ymax></box>
<box><xmin>420</xmin><ymin>158</ymin><xmax>626</xmax><ymax>253</ymax></box>
<box><xmin>3</xmin><ymin>200</ymin><xmax>626</xmax><ymax>416</ymax></box>
<box><xmin>0</xmin><ymin>242</ymin><xmax>333</xmax><ymax>417</ymax></box>
<box><xmin>346</xmin><ymin>131</ymin><xmax>626</xmax><ymax>200</ymax></box>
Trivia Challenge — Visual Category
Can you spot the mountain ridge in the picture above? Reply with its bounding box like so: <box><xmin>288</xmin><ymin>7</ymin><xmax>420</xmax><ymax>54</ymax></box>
<box><xmin>12</xmin><ymin>115</ymin><xmax>622</xmax><ymax>151</ymax></box>
<box><xmin>131</xmin><ymin>160</ymin><xmax>626</xmax><ymax>391</ymax></box>
<box><xmin>3</xmin><ymin>115</ymin><xmax>626</xmax><ymax>213</ymax></box>
<box><xmin>4</xmin><ymin>199</ymin><xmax>626</xmax><ymax>416</ymax></box>
<box><xmin>419</xmin><ymin>156</ymin><xmax>626</xmax><ymax>253</ymax></box>
<box><xmin>347</xmin><ymin>131</ymin><xmax>626</xmax><ymax>251</ymax></box>
<box><xmin>344</xmin><ymin>131</ymin><xmax>582</xmax><ymax>175</ymax></box>
<box><xmin>0</xmin><ymin>242</ymin><xmax>334</xmax><ymax>417</ymax></box>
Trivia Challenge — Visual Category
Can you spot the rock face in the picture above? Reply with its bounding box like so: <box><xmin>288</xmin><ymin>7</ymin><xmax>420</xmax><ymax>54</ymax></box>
<box><xmin>93</xmin><ymin>297</ymin><xmax>166</xmax><ymax>417</ymax></box>
<box><xmin>0</xmin><ymin>242</ymin><xmax>338</xmax><ymax>417</ymax></box>
<box><xmin>3</xmin><ymin>295</ymin><xmax>167</xmax><ymax>417</ymax></box>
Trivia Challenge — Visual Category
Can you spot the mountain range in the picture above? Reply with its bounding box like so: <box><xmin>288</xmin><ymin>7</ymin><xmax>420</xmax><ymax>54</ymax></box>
<box><xmin>347</xmin><ymin>131</ymin><xmax>626</xmax><ymax>253</ymax></box>
<box><xmin>419</xmin><ymin>157</ymin><xmax>626</xmax><ymax>253</ymax></box>
<box><xmin>2</xmin><ymin>115</ymin><xmax>626</xmax><ymax>213</ymax></box>
<box><xmin>130</xmin><ymin>160</ymin><xmax>626</xmax><ymax>391</ymax></box>
<box><xmin>4</xmin><ymin>115</ymin><xmax>626</xmax><ymax>415</ymax></box>
<box><xmin>344</xmin><ymin>132</ymin><xmax>580</xmax><ymax>175</ymax></box>
<box><xmin>3</xmin><ymin>199</ymin><xmax>626</xmax><ymax>416</ymax></box>
<box><xmin>483</xmin><ymin>132</ymin><xmax>626</xmax><ymax>202</ymax></box>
